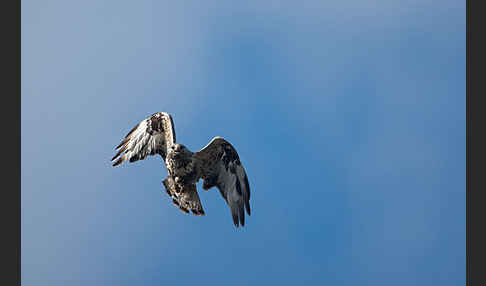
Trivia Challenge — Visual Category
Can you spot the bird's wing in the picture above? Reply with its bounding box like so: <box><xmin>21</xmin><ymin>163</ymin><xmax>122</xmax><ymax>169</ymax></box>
<box><xmin>111</xmin><ymin>112</ymin><xmax>176</xmax><ymax>167</ymax></box>
<box><xmin>162</xmin><ymin>177</ymin><xmax>205</xmax><ymax>216</ymax></box>
<box><xmin>194</xmin><ymin>137</ymin><xmax>251</xmax><ymax>227</ymax></box>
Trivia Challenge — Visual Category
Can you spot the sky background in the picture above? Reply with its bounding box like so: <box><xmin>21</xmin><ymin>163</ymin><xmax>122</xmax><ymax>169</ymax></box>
<box><xmin>22</xmin><ymin>1</ymin><xmax>465</xmax><ymax>285</ymax></box>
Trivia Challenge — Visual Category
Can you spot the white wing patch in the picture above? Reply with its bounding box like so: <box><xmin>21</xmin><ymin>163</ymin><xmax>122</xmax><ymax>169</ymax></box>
<box><xmin>111</xmin><ymin>112</ymin><xmax>175</xmax><ymax>167</ymax></box>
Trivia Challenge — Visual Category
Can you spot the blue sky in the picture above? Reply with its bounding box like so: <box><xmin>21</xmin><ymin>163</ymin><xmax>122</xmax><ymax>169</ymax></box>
<box><xmin>22</xmin><ymin>1</ymin><xmax>465</xmax><ymax>285</ymax></box>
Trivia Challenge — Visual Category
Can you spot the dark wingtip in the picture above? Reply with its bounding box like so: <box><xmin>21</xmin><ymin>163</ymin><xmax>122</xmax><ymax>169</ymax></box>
<box><xmin>111</xmin><ymin>149</ymin><xmax>123</xmax><ymax>161</ymax></box>
<box><xmin>112</xmin><ymin>157</ymin><xmax>123</xmax><ymax>167</ymax></box>
<box><xmin>245</xmin><ymin>201</ymin><xmax>251</xmax><ymax>216</ymax></box>
<box><xmin>232</xmin><ymin>213</ymin><xmax>239</xmax><ymax>228</ymax></box>
<box><xmin>239</xmin><ymin>205</ymin><xmax>245</xmax><ymax>227</ymax></box>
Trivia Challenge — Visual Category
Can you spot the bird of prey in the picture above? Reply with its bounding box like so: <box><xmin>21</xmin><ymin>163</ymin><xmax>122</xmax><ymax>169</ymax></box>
<box><xmin>111</xmin><ymin>112</ymin><xmax>251</xmax><ymax>228</ymax></box>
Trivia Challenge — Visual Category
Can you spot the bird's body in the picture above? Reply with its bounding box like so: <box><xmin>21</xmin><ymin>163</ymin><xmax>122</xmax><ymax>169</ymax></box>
<box><xmin>111</xmin><ymin>112</ymin><xmax>251</xmax><ymax>227</ymax></box>
<box><xmin>165</xmin><ymin>144</ymin><xmax>196</xmax><ymax>184</ymax></box>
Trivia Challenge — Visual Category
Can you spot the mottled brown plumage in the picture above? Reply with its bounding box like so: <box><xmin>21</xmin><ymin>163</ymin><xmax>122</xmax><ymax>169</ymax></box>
<box><xmin>112</xmin><ymin>112</ymin><xmax>251</xmax><ymax>228</ymax></box>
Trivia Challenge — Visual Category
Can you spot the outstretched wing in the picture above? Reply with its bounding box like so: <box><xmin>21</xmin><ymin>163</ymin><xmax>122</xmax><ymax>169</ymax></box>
<box><xmin>194</xmin><ymin>137</ymin><xmax>251</xmax><ymax>227</ymax></box>
<box><xmin>111</xmin><ymin>112</ymin><xmax>176</xmax><ymax>167</ymax></box>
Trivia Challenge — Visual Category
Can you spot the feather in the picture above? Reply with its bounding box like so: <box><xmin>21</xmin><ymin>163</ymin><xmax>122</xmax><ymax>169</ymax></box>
<box><xmin>163</xmin><ymin>177</ymin><xmax>205</xmax><ymax>216</ymax></box>
<box><xmin>195</xmin><ymin>137</ymin><xmax>251</xmax><ymax>228</ymax></box>
<box><xmin>112</xmin><ymin>114</ymin><xmax>252</xmax><ymax>228</ymax></box>
<box><xmin>111</xmin><ymin>112</ymin><xmax>176</xmax><ymax>167</ymax></box>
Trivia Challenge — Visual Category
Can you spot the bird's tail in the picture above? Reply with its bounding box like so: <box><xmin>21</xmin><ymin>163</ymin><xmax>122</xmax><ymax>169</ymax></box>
<box><xmin>162</xmin><ymin>177</ymin><xmax>205</xmax><ymax>216</ymax></box>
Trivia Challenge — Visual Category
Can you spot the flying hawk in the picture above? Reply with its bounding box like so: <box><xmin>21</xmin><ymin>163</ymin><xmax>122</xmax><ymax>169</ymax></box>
<box><xmin>111</xmin><ymin>112</ymin><xmax>251</xmax><ymax>227</ymax></box>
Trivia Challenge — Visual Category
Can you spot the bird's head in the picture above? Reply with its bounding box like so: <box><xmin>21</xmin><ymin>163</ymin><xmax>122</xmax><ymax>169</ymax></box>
<box><xmin>171</xmin><ymin>143</ymin><xmax>188</xmax><ymax>154</ymax></box>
